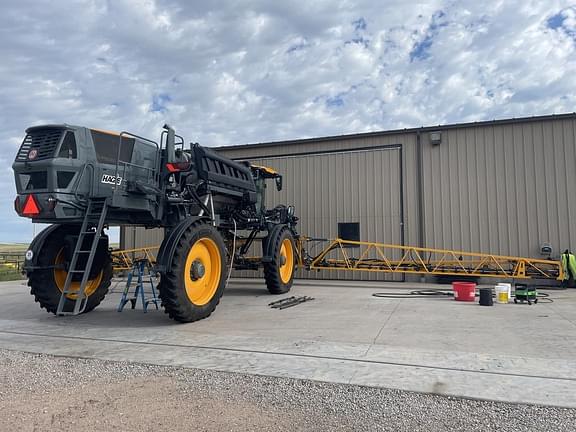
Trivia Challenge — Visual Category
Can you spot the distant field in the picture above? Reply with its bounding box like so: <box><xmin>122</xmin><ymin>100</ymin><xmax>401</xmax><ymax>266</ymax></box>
<box><xmin>0</xmin><ymin>243</ymin><xmax>120</xmax><ymax>252</ymax></box>
<box><xmin>0</xmin><ymin>243</ymin><xmax>28</xmax><ymax>253</ymax></box>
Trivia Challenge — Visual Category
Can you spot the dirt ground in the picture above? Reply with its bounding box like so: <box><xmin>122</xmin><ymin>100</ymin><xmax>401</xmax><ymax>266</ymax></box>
<box><xmin>1</xmin><ymin>377</ymin><xmax>324</xmax><ymax>432</ymax></box>
<box><xmin>2</xmin><ymin>350</ymin><xmax>575</xmax><ymax>432</ymax></box>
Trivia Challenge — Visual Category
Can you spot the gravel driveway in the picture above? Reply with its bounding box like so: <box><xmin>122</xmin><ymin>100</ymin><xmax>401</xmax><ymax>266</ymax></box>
<box><xmin>1</xmin><ymin>349</ymin><xmax>574</xmax><ymax>431</ymax></box>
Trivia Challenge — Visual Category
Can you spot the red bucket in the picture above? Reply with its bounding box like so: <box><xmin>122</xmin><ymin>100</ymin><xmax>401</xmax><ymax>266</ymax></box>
<box><xmin>452</xmin><ymin>282</ymin><xmax>476</xmax><ymax>302</ymax></box>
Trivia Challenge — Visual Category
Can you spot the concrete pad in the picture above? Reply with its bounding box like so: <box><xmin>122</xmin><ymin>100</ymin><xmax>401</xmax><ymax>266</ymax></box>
<box><xmin>1</xmin><ymin>279</ymin><xmax>575</xmax><ymax>408</ymax></box>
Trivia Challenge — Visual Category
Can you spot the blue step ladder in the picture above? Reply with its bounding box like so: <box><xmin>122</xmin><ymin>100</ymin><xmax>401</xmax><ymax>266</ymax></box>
<box><xmin>117</xmin><ymin>259</ymin><xmax>160</xmax><ymax>313</ymax></box>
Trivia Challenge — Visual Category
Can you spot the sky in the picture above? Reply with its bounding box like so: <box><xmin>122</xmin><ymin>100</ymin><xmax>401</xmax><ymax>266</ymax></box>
<box><xmin>1</xmin><ymin>0</ymin><xmax>576</xmax><ymax>243</ymax></box>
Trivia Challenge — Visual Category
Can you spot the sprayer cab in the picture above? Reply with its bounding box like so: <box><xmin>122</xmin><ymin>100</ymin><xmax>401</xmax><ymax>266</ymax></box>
<box><xmin>12</xmin><ymin>124</ymin><xmax>161</xmax><ymax>225</ymax></box>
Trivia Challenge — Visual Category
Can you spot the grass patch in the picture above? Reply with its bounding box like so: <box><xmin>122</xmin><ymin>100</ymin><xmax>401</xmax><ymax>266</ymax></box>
<box><xmin>0</xmin><ymin>244</ymin><xmax>27</xmax><ymax>282</ymax></box>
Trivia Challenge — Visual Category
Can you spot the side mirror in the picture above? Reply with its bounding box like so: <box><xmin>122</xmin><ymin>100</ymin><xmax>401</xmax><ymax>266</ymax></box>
<box><xmin>275</xmin><ymin>176</ymin><xmax>283</xmax><ymax>191</ymax></box>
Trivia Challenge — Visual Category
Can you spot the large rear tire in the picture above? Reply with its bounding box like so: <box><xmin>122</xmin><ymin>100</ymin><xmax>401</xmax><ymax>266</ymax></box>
<box><xmin>158</xmin><ymin>222</ymin><xmax>228</xmax><ymax>323</ymax></box>
<box><xmin>28</xmin><ymin>225</ymin><xmax>112</xmax><ymax>314</ymax></box>
<box><xmin>263</xmin><ymin>226</ymin><xmax>296</xmax><ymax>294</ymax></box>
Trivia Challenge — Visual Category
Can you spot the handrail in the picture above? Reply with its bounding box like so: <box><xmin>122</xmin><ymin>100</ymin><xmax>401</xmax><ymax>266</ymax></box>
<box><xmin>114</xmin><ymin>132</ymin><xmax>160</xmax><ymax>194</ymax></box>
<box><xmin>72</xmin><ymin>163</ymin><xmax>94</xmax><ymax>203</ymax></box>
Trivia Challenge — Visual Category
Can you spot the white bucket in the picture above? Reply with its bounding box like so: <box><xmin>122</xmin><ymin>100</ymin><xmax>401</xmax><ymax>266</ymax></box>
<box><xmin>495</xmin><ymin>284</ymin><xmax>509</xmax><ymax>304</ymax></box>
<box><xmin>499</xmin><ymin>283</ymin><xmax>512</xmax><ymax>298</ymax></box>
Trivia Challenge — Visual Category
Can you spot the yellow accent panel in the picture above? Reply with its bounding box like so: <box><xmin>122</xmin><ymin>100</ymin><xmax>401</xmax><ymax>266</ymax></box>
<box><xmin>90</xmin><ymin>128</ymin><xmax>121</xmax><ymax>136</ymax></box>
<box><xmin>251</xmin><ymin>164</ymin><xmax>278</xmax><ymax>175</ymax></box>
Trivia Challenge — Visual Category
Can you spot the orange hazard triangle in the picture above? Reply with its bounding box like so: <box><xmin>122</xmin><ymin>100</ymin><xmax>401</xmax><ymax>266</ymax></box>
<box><xmin>22</xmin><ymin>195</ymin><xmax>40</xmax><ymax>216</ymax></box>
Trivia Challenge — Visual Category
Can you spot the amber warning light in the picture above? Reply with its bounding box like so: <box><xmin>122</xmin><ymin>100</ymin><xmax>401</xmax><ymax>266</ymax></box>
<box><xmin>21</xmin><ymin>195</ymin><xmax>41</xmax><ymax>217</ymax></box>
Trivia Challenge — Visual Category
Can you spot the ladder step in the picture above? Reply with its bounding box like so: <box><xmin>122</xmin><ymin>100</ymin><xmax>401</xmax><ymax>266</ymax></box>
<box><xmin>76</xmin><ymin>250</ymin><xmax>92</xmax><ymax>253</ymax></box>
<box><xmin>68</xmin><ymin>270</ymin><xmax>84</xmax><ymax>273</ymax></box>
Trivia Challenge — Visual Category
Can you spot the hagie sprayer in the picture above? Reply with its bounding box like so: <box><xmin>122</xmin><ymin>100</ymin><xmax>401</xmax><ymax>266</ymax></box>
<box><xmin>13</xmin><ymin>124</ymin><xmax>298</xmax><ymax>322</ymax></box>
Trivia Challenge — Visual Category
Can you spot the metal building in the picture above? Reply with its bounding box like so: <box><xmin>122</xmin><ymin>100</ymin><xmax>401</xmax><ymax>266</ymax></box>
<box><xmin>121</xmin><ymin>113</ymin><xmax>576</xmax><ymax>281</ymax></box>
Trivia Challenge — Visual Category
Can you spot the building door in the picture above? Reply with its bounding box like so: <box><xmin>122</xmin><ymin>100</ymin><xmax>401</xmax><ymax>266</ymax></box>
<box><xmin>249</xmin><ymin>146</ymin><xmax>404</xmax><ymax>281</ymax></box>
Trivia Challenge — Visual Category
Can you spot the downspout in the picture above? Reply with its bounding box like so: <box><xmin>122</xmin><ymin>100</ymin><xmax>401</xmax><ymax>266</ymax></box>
<box><xmin>399</xmin><ymin>146</ymin><xmax>406</xmax><ymax>282</ymax></box>
<box><xmin>119</xmin><ymin>226</ymin><xmax>124</xmax><ymax>250</ymax></box>
<box><xmin>416</xmin><ymin>130</ymin><xmax>425</xmax><ymax>249</ymax></box>
<box><xmin>399</xmin><ymin>146</ymin><xmax>405</xmax><ymax>248</ymax></box>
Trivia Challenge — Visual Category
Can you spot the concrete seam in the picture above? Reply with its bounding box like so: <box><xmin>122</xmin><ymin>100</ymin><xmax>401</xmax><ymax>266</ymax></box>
<box><xmin>1</xmin><ymin>329</ymin><xmax>575</xmax><ymax>382</ymax></box>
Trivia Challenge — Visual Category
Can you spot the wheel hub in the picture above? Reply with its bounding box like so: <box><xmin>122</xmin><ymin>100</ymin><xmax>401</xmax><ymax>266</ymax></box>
<box><xmin>280</xmin><ymin>255</ymin><xmax>287</xmax><ymax>266</ymax></box>
<box><xmin>191</xmin><ymin>260</ymin><xmax>206</xmax><ymax>280</ymax></box>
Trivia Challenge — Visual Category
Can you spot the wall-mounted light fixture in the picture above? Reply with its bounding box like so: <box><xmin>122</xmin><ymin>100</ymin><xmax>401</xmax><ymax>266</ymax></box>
<box><xmin>540</xmin><ymin>242</ymin><xmax>552</xmax><ymax>257</ymax></box>
<box><xmin>430</xmin><ymin>131</ymin><xmax>442</xmax><ymax>146</ymax></box>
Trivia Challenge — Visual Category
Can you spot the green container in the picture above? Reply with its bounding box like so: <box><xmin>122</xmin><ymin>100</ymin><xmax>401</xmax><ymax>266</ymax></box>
<box><xmin>514</xmin><ymin>284</ymin><xmax>538</xmax><ymax>305</ymax></box>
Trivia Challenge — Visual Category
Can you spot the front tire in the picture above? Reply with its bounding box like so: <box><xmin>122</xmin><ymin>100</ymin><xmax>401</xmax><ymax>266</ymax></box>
<box><xmin>28</xmin><ymin>225</ymin><xmax>112</xmax><ymax>315</ymax></box>
<box><xmin>263</xmin><ymin>226</ymin><xmax>296</xmax><ymax>294</ymax></box>
<box><xmin>158</xmin><ymin>222</ymin><xmax>228</xmax><ymax>323</ymax></box>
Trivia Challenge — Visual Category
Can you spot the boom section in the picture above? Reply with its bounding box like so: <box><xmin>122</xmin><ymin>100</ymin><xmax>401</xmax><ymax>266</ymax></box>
<box><xmin>301</xmin><ymin>238</ymin><xmax>563</xmax><ymax>281</ymax></box>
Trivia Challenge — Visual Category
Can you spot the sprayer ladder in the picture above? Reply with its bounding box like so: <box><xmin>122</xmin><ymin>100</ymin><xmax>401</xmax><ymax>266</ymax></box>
<box><xmin>56</xmin><ymin>198</ymin><xmax>108</xmax><ymax>315</ymax></box>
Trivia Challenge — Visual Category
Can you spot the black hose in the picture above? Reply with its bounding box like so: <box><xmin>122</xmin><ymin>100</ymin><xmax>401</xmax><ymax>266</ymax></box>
<box><xmin>372</xmin><ymin>290</ymin><xmax>555</xmax><ymax>302</ymax></box>
<box><xmin>535</xmin><ymin>285</ymin><xmax>567</xmax><ymax>291</ymax></box>
<box><xmin>372</xmin><ymin>289</ymin><xmax>453</xmax><ymax>299</ymax></box>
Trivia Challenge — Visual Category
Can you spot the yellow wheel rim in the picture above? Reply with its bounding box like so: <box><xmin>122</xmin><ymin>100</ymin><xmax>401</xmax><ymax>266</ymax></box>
<box><xmin>53</xmin><ymin>249</ymin><xmax>103</xmax><ymax>299</ymax></box>
<box><xmin>279</xmin><ymin>238</ymin><xmax>294</xmax><ymax>284</ymax></box>
<box><xmin>184</xmin><ymin>237</ymin><xmax>222</xmax><ymax>306</ymax></box>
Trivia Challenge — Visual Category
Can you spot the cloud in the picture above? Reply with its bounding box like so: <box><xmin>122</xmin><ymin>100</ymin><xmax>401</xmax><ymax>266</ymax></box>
<box><xmin>0</xmin><ymin>0</ymin><xmax>575</xmax><ymax>242</ymax></box>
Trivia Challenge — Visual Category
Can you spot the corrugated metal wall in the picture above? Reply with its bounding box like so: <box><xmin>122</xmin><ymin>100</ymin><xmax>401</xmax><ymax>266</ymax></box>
<box><xmin>219</xmin><ymin>131</ymin><xmax>421</xmax><ymax>250</ymax></box>
<box><xmin>121</xmin><ymin>114</ymin><xmax>576</xmax><ymax>280</ymax></box>
<box><xmin>421</xmin><ymin>117</ymin><xmax>576</xmax><ymax>258</ymax></box>
<box><xmin>121</xmin><ymin>226</ymin><xmax>164</xmax><ymax>250</ymax></box>
<box><xmin>245</xmin><ymin>147</ymin><xmax>403</xmax><ymax>281</ymax></box>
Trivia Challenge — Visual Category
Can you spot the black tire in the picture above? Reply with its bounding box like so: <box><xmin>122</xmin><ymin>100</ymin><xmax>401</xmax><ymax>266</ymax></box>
<box><xmin>28</xmin><ymin>225</ymin><xmax>112</xmax><ymax>314</ymax></box>
<box><xmin>263</xmin><ymin>226</ymin><xmax>296</xmax><ymax>294</ymax></box>
<box><xmin>158</xmin><ymin>222</ymin><xmax>228</xmax><ymax>323</ymax></box>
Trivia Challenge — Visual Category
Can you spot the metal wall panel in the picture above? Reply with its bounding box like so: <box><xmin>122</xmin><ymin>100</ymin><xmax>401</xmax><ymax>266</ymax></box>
<box><xmin>241</xmin><ymin>147</ymin><xmax>404</xmax><ymax>281</ymax></box>
<box><xmin>121</xmin><ymin>226</ymin><xmax>164</xmax><ymax>250</ymax></box>
<box><xmin>220</xmin><ymin>132</ymin><xmax>421</xmax><ymax>250</ymax></box>
<box><xmin>420</xmin><ymin>118</ymin><xmax>576</xmax><ymax>258</ymax></box>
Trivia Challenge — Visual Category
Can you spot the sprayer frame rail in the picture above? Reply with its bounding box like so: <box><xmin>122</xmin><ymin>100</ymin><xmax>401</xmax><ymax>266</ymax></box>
<box><xmin>298</xmin><ymin>238</ymin><xmax>563</xmax><ymax>281</ymax></box>
<box><xmin>111</xmin><ymin>238</ymin><xmax>563</xmax><ymax>281</ymax></box>
<box><xmin>112</xmin><ymin>246</ymin><xmax>160</xmax><ymax>271</ymax></box>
